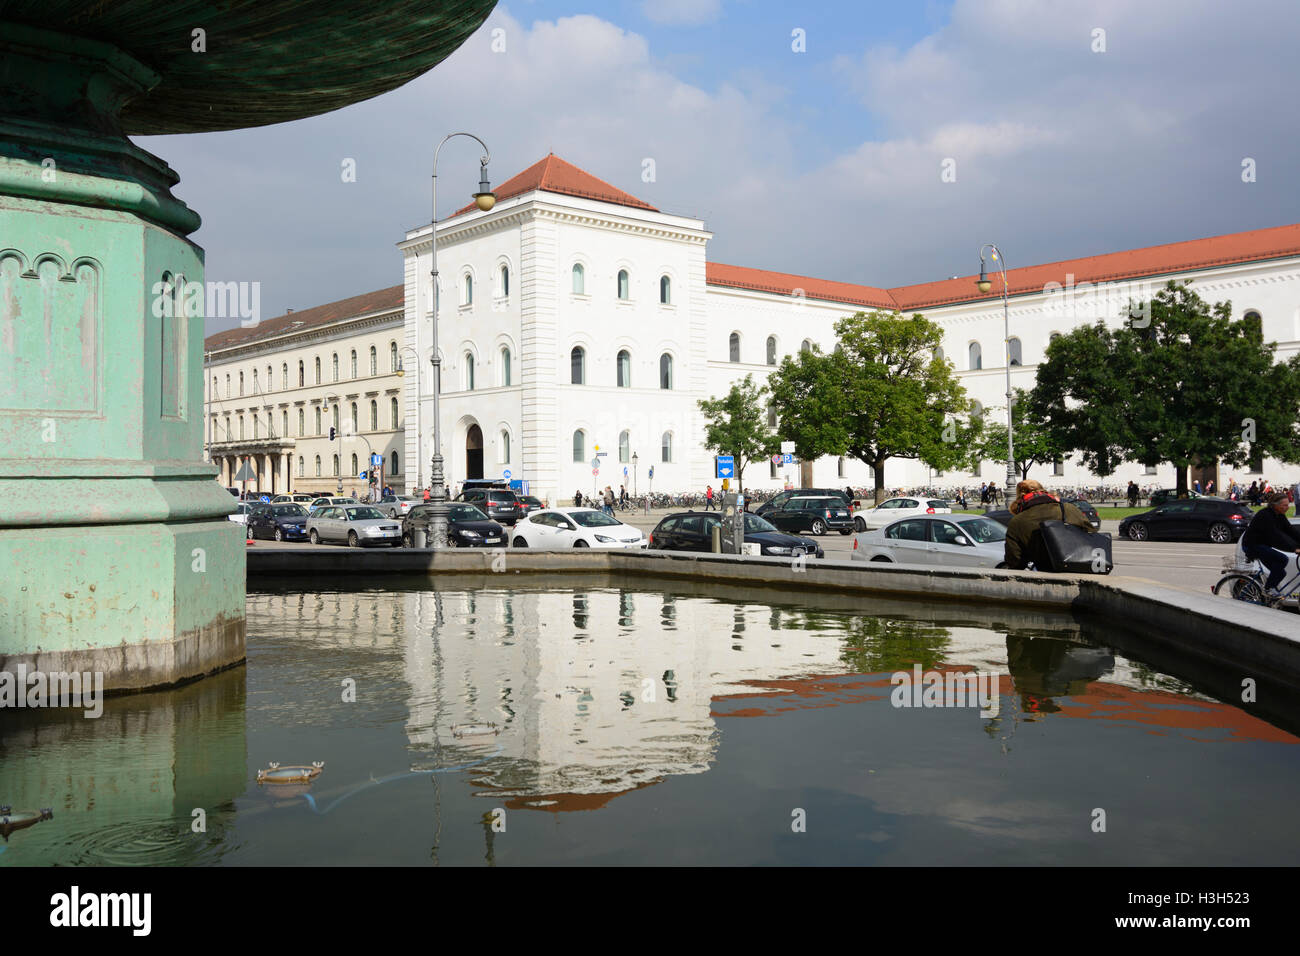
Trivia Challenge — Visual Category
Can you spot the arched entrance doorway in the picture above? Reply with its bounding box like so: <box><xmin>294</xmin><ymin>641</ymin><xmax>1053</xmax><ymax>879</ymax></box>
<box><xmin>465</xmin><ymin>424</ymin><xmax>484</xmax><ymax>480</ymax></box>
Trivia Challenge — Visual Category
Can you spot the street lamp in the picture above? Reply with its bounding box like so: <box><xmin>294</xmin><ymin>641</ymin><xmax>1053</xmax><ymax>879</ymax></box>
<box><xmin>631</xmin><ymin>452</ymin><xmax>638</xmax><ymax>497</ymax></box>
<box><xmin>395</xmin><ymin>345</ymin><xmax>422</xmax><ymax>490</ymax></box>
<box><xmin>324</xmin><ymin>393</ymin><xmax>343</xmax><ymax>494</ymax></box>
<box><xmin>977</xmin><ymin>244</ymin><xmax>1015</xmax><ymax>501</ymax></box>
<box><xmin>427</xmin><ymin>132</ymin><xmax>495</xmax><ymax>549</ymax></box>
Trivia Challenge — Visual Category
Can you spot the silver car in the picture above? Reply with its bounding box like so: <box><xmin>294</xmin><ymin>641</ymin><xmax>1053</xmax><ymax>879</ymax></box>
<box><xmin>308</xmin><ymin>496</ymin><xmax>359</xmax><ymax>516</ymax></box>
<box><xmin>307</xmin><ymin>505</ymin><xmax>403</xmax><ymax>548</ymax></box>
<box><xmin>376</xmin><ymin>494</ymin><xmax>422</xmax><ymax>518</ymax></box>
<box><xmin>852</xmin><ymin>514</ymin><xmax>1007</xmax><ymax>568</ymax></box>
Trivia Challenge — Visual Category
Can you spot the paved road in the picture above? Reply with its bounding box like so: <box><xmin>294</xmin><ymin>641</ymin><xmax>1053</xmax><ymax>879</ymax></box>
<box><xmin>247</xmin><ymin>510</ymin><xmax>1240</xmax><ymax>597</ymax></box>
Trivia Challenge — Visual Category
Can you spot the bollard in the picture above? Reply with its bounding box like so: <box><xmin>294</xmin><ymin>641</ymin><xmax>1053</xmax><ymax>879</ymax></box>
<box><xmin>711</xmin><ymin>525</ymin><xmax>721</xmax><ymax>553</ymax></box>
<box><xmin>413</xmin><ymin>527</ymin><xmax>428</xmax><ymax>548</ymax></box>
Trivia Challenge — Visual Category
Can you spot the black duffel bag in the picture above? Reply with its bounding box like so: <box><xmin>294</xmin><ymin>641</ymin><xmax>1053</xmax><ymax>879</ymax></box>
<box><xmin>1038</xmin><ymin>502</ymin><xmax>1113</xmax><ymax>574</ymax></box>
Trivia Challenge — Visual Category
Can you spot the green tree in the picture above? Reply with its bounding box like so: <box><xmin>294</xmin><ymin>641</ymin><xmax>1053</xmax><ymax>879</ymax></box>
<box><xmin>697</xmin><ymin>373</ymin><xmax>776</xmax><ymax>497</ymax></box>
<box><xmin>976</xmin><ymin>388</ymin><xmax>1068</xmax><ymax>480</ymax></box>
<box><xmin>1029</xmin><ymin>281</ymin><xmax>1300</xmax><ymax>494</ymax></box>
<box><xmin>767</xmin><ymin>311</ymin><xmax>975</xmax><ymax>502</ymax></box>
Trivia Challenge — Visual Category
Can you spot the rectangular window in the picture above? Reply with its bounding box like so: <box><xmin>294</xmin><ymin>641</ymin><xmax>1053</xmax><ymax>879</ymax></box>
<box><xmin>1053</xmin><ymin>459</ymin><xmax>1065</xmax><ymax>476</ymax></box>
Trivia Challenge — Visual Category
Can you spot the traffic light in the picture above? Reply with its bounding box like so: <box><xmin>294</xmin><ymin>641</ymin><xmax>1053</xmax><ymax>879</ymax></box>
<box><xmin>329</xmin><ymin>426</ymin><xmax>336</xmax><ymax>441</ymax></box>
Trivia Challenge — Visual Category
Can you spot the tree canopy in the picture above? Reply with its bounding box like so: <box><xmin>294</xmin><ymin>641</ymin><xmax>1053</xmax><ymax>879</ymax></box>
<box><xmin>697</xmin><ymin>373</ymin><xmax>776</xmax><ymax>496</ymax></box>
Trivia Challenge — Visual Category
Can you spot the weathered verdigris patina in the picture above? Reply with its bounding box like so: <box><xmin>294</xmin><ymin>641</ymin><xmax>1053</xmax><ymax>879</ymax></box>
<box><xmin>0</xmin><ymin>3</ymin><xmax>496</xmax><ymax>690</ymax></box>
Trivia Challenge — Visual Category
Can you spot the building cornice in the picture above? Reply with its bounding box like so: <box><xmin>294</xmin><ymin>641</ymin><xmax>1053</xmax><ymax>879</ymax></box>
<box><xmin>205</xmin><ymin>309</ymin><xmax>404</xmax><ymax>364</ymax></box>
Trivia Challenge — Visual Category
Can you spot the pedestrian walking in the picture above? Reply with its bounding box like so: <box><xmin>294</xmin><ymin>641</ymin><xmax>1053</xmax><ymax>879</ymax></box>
<box><xmin>705</xmin><ymin>485</ymin><xmax>716</xmax><ymax>510</ymax></box>
<box><xmin>574</xmin><ymin>490</ymin><xmax>583</xmax><ymax>508</ymax></box>
<box><xmin>603</xmin><ymin>485</ymin><xmax>615</xmax><ymax>515</ymax></box>
<box><xmin>1127</xmin><ymin>481</ymin><xmax>1139</xmax><ymax>508</ymax></box>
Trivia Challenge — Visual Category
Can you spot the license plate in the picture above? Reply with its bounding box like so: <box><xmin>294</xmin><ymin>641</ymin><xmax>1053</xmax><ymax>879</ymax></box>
<box><xmin>486</xmin><ymin>537</ymin><xmax>500</xmax><ymax>543</ymax></box>
<box><xmin>793</xmin><ymin>547</ymin><xmax>805</xmax><ymax>557</ymax></box>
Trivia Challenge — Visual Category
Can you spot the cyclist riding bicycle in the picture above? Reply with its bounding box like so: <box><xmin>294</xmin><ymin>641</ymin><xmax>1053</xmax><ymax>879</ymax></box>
<box><xmin>1241</xmin><ymin>491</ymin><xmax>1300</xmax><ymax>597</ymax></box>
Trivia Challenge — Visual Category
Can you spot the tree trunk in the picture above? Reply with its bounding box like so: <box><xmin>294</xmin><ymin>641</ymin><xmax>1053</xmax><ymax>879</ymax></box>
<box><xmin>1174</xmin><ymin>463</ymin><xmax>1188</xmax><ymax>498</ymax></box>
<box><xmin>873</xmin><ymin>459</ymin><xmax>887</xmax><ymax>504</ymax></box>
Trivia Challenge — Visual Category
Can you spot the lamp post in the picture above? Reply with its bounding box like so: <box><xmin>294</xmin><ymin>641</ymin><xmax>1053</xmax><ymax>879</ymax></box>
<box><xmin>427</xmin><ymin>132</ymin><xmax>495</xmax><ymax>549</ymax></box>
<box><xmin>395</xmin><ymin>345</ymin><xmax>422</xmax><ymax>490</ymax></box>
<box><xmin>324</xmin><ymin>393</ymin><xmax>342</xmax><ymax>494</ymax></box>
<box><xmin>976</xmin><ymin>244</ymin><xmax>1016</xmax><ymax>501</ymax></box>
<box><xmin>632</xmin><ymin>452</ymin><xmax>638</xmax><ymax>497</ymax></box>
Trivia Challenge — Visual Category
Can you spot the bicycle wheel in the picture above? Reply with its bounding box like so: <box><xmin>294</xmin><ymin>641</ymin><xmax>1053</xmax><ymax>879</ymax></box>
<box><xmin>1212</xmin><ymin>573</ymin><xmax>1270</xmax><ymax>605</ymax></box>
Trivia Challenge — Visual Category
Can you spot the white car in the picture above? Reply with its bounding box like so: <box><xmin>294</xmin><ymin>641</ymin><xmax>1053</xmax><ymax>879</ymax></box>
<box><xmin>272</xmin><ymin>493</ymin><xmax>315</xmax><ymax>505</ymax></box>
<box><xmin>510</xmin><ymin>507</ymin><xmax>647</xmax><ymax>550</ymax></box>
<box><xmin>228</xmin><ymin>502</ymin><xmax>257</xmax><ymax>525</ymax></box>
<box><xmin>852</xmin><ymin>513</ymin><xmax>1007</xmax><ymax>568</ymax></box>
<box><xmin>856</xmin><ymin>496</ymin><xmax>952</xmax><ymax>531</ymax></box>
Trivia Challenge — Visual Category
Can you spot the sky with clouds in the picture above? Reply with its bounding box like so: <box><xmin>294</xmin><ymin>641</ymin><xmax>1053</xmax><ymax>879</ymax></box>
<box><xmin>137</xmin><ymin>0</ymin><xmax>1300</xmax><ymax>335</ymax></box>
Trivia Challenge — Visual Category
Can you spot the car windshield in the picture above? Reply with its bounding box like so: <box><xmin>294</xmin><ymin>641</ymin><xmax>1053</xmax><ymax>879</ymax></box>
<box><xmin>927</xmin><ymin>500</ymin><xmax>949</xmax><ymax>509</ymax></box>
<box><xmin>743</xmin><ymin>514</ymin><xmax>778</xmax><ymax>533</ymax></box>
<box><xmin>957</xmin><ymin>517</ymin><xmax>1007</xmax><ymax>543</ymax></box>
<box><xmin>570</xmin><ymin>510</ymin><xmax>621</xmax><ymax>528</ymax></box>
<box><xmin>448</xmin><ymin>504</ymin><xmax>488</xmax><ymax>521</ymax></box>
<box><xmin>345</xmin><ymin>507</ymin><xmax>384</xmax><ymax>520</ymax></box>
<box><xmin>272</xmin><ymin>505</ymin><xmax>306</xmax><ymax>517</ymax></box>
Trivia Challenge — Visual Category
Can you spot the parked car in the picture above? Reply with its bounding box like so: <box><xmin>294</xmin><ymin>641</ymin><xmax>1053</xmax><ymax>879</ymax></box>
<box><xmin>985</xmin><ymin>498</ymin><xmax>1100</xmax><ymax>531</ymax></box>
<box><xmin>517</xmin><ymin>495</ymin><xmax>545</xmax><ymax>516</ymax></box>
<box><xmin>764</xmin><ymin>495</ymin><xmax>855</xmax><ymax>535</ymax></box>
<box><xmin>308</xmin><ymin>496</ymin><xmax>359</xmax><ymax>515</ymax></box>
<box><xmin>455</xmin><ymin>487</ymin><xmax>524</xmax><ymax>525</ymax></box>
<box><xmin>225</xmin><ymin>486</ymin><xmax>240</xmax><ymax>497</ymax></box>
<box><xmin>271</xmin><ymin>493</ymin><xmax>315</xmax><ymax>505</ymax></box>
<box><xmin>228</xmin><ymin>502</ymin><xmax>263</xmax><ymax>526</ymax></box>
<box><xmin>402</xmin><ymin>502</ymin><xmax>506</xmax><ymax>548</ymax></box>
<box><xmin>376</xmin><ymin>494</ymin><xmax>422</xmax><ymax>518</ymax></box>
<box><xmin>852</xmin><ymin>514</ymin><xmax>1008</xmax><ymax>567</ymax></box>
<box><xmin>1148</xmin><ymin>488</ymin><xmax>1206</xmax><ymax>507</ymax></box>
<box><xmin>510</xmin><ymin>508</ymin><xmax>646</xmax><ymax>550</ymax></box>
<box><xmin>306</xmin><ymin>505</ymin><xmax>402</xmax><ymax>547</ymax></box>
<box><xmin>754</xmin><ymin>488</ymin><xmax>853</xmax><ymax>521</ymax></box>
<box><xmin>1118</xmin><ymin>498</ymin><xmax>1252</xmax><ymax>543</ymax></box>
<box><xmin>856</xmin><ymin>496</ymin><xmax>952</xmax><ymax>531</ymax></box>
<box><xmin>649</xmin><ymin>511</ymin><xmax>824</xmax><ymax>558</ymax></box>
<box><xmin>248</xmin><ymin>503</ymin><xmax>311</xmax><ymax>541</ymax></box>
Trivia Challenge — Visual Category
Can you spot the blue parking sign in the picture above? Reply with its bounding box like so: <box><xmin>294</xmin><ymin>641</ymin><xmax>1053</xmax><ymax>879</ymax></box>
<box><xmin>715</xmin><ymin>455</ymin><xmax>735</xmax><ymax>479</ymax></box>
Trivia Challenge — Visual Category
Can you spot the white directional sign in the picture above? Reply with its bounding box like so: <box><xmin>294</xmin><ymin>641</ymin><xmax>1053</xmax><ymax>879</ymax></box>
<box><xmin>780</xmin><ymin>441</ymin><xmax>796</xmax><ymax>455</ymax></box>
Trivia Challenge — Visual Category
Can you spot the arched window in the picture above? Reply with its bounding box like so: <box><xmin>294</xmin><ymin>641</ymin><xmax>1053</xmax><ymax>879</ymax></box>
<box><xmin>332</xmin><ymin>353</ymin><xmax>339</xmax><ymax>381</ymax></box>
<box><xmin>969</xmin><ymin>342</ymin><xmax>982</xmax><ymax>370</ymax></box>
<box><xmin>351</xmin><ymin>453</ymin><xmax>358</xmax><ymax>476</ymax></box>
<box><xmin>369</xmin><ymin>400</ymin><xmax>378</xmax><ymax>431</ymax></box>
<box><xmin>391</xmin><ymin>451</ymin><xmax>399</xmax><ymax>475</ymax></box>
<box><xmin>572</xmin><ymin>263</ymin><xmax>585</xmax><ymax>294</ymax></box>
<box><xmin>838</xmin><ymin>457</ymin><xmax>846</xmax><ymax>478</ymax></box>
<box><xmin>332</xmin><ymin>455</ymin><xmax>339</xmax><ymax>477</ymax></box>
<box><xmin>464</xmin><ymin>353</ymin><xmax>474</xmax><ymax>391</ymax></box>
<box><xmin>572</xmin><ymin>429</ymin><xmax>585</xmax><ymax>463</ymax></box>
<box><xmin>390</xmin><ymin>341</ymin><xmax>398</xmax><ymax>372</ymax></box>
<box><xmin>729</xmin><ymin>333</ymin><xmax>741</xmax><ymax>363</ymax></box>
<box><xmin>350</xmin><ymin>350</ymin><xmax>357</xmax><ymax>378</ymax></box>
<box><xmin>348</xmin><ymin>402</ymin><xmax>357</xmax><ymax>434</ymax></box>
<box><xmin>224</xmin><ymin>373</ymin><xmax>230</xmax><ymax>395</ymax></box>
<box><xmin>619</xmin><ymin>430</ymin><xmax>630</xmax><ymax>463</ymax></box>
<box><xmin>767</xmin><ymin>404</ymin><xmax>777</xmax><ymax>428</ymax></box>
<box><xmin>212</xmin><ymin>375</ymin><xmax>218</xmax><ymax>396</ymax></box>
<box><xmin>281</xmin><ymin>410</ymin><xmax>288</xmax><ymax>437</ymax></box>
<box><xmin>500</xmin><ymin>265</ymin><xmax>509</xmax><ymax>298</ymax></box>
<box><xmin>660</xmin><ymin>353</ymin><xmax>673</xmax><ymax>390</ymax></box>
<box><xmin>1007</xmin><ymin>337</ymin><xmax>1022</xmax><ymax>367</ymax></box>
<box><xmin>500</xmin><ymin>430</ymin><xmax>511</xmax><ymax>464</ymax></box>
<box><xmin>661</xmin><ymin>431</ymin><xmax>673</xmax><ymax>462</ymax></box>
<box><xmin>571</xmin><ymin>346</ymin><xmax>585</xmax><ymax>385</ymax></box>
<box><xmin>298</xmin><ymin>361</ymin><xmax>305</xmax><ymax>387</ymax></box>
<box><xmin>616</xmin><ymin>349</ymin><xmax>631</xmax><ymax>388</ymax></box>
<box><xmin>315</xmin><ymin>406</ymin><xmax>322</xmax><ymax>435</ymax></box>
<box><xmin>332</xmin><ymin>403</ymin><xmax>339</xmax><ymax>431</ymax></box>
<box><xmin>617</xmin><ymin>269</ymin><xmax>630</xmax><ymax>300</ymax></box>
<box><xmin>252</xmin><ymin>414</ymin><xmax>258</xmax><ymax>438</ymax></box>
<box><xmin>933</xmin><ymin>346</ymin><xmax>945</xmax><ymax>363</ymax></box>
<box><xmin>252</xmin><ymin>369</ymin><xmax>259</xmax><ymax>393</ymax></box>
<box><xmin>801</xmin><ymin>339</ymin><xmax>813</xmax><ymax>353</ymax></box>
<box><xmin>313</xmin><ymin>358</ymin><xmax>320</xmax><ymax>384</ymax></box>
<box><xmin>281</xmin><ymin>363</ymin><xmax>288</xmax><ymax>389</ymax></box>
<box><xmin>238</xmin><ymin>415</ymin><xmax>244</xmax><ymax>438</ymax></box>
<box><xmin>767</xmin><ymin>336</ymin><xmax>777</xmax><ymax>365</ymax></box>
<box><xmin>1244</xmin><ymin>309</ymin><xmax>1262</xmax><ymax>322</ymax></box>
<box><xmin>463</xmin><ymin>274</ymin><xmax>473</xmax><ymax>305</ymax></box>
<box><xmin>239</xmin><ymin>371</ymin><xmax>244</xmax><ymax>396</ymax></box>
<box><xmin>298</xmin><ymin>408</ymin><xmax>305</xmax><ymax>437</ymax></box>
<box><xmin>390</xmin><ymin>397</ymin><xmax>399</xmax><ymax>429</ymax></box>
<box><xmin>369</xmin><ymin>346</ymin><xmax>377</xmax><ymax>376</ymax></box>
<box><xmin>972</xmin><ymin>400</ymin><xmax>984</xmax><ymax>419</ymax></box>
<box><xmin>659</xmin><ymin>275</ymin><xmax>671</xmax><ymax>304</ymax></box>
<box><xmin>501</xmin><ymin>347</ymin><xmax>511</xmax><ymax>387</ymax></box>
<box><xmin>297</xmin><ymin>456</ymin><xmax>304</xmax><ymax>478</ymax></box>
<box><xmin>314</xmin><ymin>455</ymin><xmax>321</xmax><ymax>478</ymax></box>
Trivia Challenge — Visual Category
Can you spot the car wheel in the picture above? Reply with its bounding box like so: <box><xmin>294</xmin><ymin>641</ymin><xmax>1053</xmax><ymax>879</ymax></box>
<box><xmin>309</xmin><ymin>529</ymin><xmax>319</xmax><ymax>545</ymax></box>
<box><xmin>811</xmin><ymin>519</ymin><xmax>827</xmax><ymax>535</ymax></box>
<box><xmin>854</xmin><ymin>516</ymin><xmax>866</xmax><ymax>533</ymax></box>
<box><xmin>513</xmin><ymin>537</ymin><xmax>528</xmax><ymax>548</ymax></box>
<box><xmin>1208</xmin><ymin>522</ymin><xmax>1232</xmax><ymax>544</ymax></box>
<box><xmin>573</xmin><ymin>540</ymin><xmax>589</xmax><ymax>548</ymax></box>
<box><xmin>1127</xmin><ymin>522</ymin><xmax>1148</xmax><ymax>541</ymax></box>
<box><xmin>870</xmin><ymin>555</ymin><xmax>892</xmax><ymax>563</ymax></box>
<box><xmin>402</xmin><ymin>534</ymin><xmax>412</xmax><ymax>548</ymax></box>
<box><xmin>274</xmin><ymin>528</ymin><xmax>283</xmax><ymax>542</ymax></box>
<box><xmin>839</xmin><ymin>527</ymin><xmax>852</xmax><ymax>535</ymax></box>
<box><xmin>348</xmin><ymin>531</ymin><xmax>359</xmax><ymax>548</ymax></box>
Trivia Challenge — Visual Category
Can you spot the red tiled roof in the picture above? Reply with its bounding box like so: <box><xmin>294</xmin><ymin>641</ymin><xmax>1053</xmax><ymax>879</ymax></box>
<box><xmin>450</xmin><ymin>153</ymin><xmax>658</xmax><ymax>218</ymax></box>
<box><xmin>707</xmin><ymin>223</ymin><xmax>1300</xmax><ymax>312</ymax></box>
<box><xmin>706</xmin><ymin>262</ymin><xmax>896</xmax><ymax>309</ymax></box>
<box><xmin>204</xmin><ymin>285</ymin><xmax>403</xmax><ymax>351</ymax></box>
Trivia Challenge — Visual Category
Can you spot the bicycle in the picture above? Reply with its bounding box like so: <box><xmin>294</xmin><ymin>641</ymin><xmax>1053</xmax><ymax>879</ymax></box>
<box><xmin>1212</xmin><ymin>550</ymin><xmax>1300</xmax><ymax>608</ymax></box>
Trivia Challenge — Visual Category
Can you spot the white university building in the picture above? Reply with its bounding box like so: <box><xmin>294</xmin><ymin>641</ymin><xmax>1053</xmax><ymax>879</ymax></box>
<box><xmin>204</xmin><ymin>154</ymin><xmax>1300</xmax><ymax>502</ymax></box>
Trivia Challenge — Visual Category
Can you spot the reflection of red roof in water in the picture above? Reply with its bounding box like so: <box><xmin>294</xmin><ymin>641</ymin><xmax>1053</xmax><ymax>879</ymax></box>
<box><xmin>711</xmin><ymin>669</ymin><xmax>1299</xmax><ymax>745</ymax></box>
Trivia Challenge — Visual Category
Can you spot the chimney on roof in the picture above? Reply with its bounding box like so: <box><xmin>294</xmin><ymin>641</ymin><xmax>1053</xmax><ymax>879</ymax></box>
<box><xmin>286</xmin><ymin>309</ymin><xmax>294</xmax><ymax>314</ymax></box>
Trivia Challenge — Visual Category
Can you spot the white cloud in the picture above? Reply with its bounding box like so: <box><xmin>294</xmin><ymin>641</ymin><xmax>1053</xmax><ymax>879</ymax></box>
<box><xmin>642</xmin><ymin>0</ymin><xmax>724</xmax><ymax>27</ymax></box>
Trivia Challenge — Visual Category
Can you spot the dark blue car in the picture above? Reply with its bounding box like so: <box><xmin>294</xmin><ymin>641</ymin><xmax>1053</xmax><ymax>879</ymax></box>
<box><xmin>247</xmin><ymin>503</ymin><xmax>311</xmax><ymax>541</ymax></box>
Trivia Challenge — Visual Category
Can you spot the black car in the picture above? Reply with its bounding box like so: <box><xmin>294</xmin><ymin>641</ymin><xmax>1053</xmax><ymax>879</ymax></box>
<box><xmin>754</xmin><ymin>487</ymin><xmax>853</xmax><ymax>520</ymax></box>
<box><xmin>1118</xmin><ymin>498</ymin><xmax>1252</xmax><ymax>543</ymax></box>
<box><xmin>247</xmin><ymin>502</ymin><xmax>311</xmax><ymax>541</ymax></box>
<box><xmin>984</xmin><ymin>498</ymin><xmax>1101</xmax><ymax>531</ymax></box>
<box><xmin>403</xmin><ymin>502</ymin><xmax>507</xmax><ymax>548</ymax></box>
<box><xmin>1148</xmin><ymin>488</ymin><xmax>1207</xmax><ymax>508</ymax></box>
<box><xmin>766</xmin><ymin>495</ymin><xmax>855</xmax><ymax>535</ymax></box>
<box><xmin>455</xmin><ymin>487</ymin><xmax>523</xmax><ymax>525</ymax></box>
<box><xmin>649</xmin><ymin>511</ymin><xmax>824</xmax><ymax>558</ymax></box>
